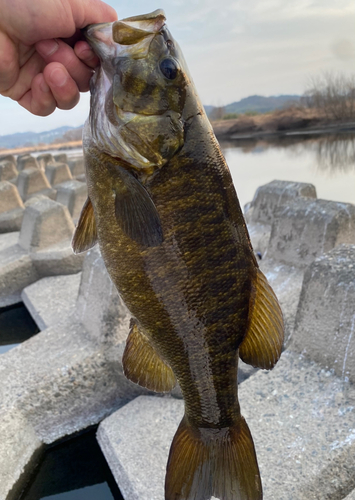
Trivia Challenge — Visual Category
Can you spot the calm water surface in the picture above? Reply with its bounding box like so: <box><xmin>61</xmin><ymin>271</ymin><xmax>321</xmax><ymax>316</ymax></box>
<box><xmin>221</xmin><ymin>133</ymin><xmax>355</xmax><ymax>210</ymax></box>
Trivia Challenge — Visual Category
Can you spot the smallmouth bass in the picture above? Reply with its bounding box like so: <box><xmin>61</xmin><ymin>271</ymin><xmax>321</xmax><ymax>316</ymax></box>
<box><xmin>73</xmin><ymin>9</ymin><xmax>284</xmax><ymax>500</ymax></box>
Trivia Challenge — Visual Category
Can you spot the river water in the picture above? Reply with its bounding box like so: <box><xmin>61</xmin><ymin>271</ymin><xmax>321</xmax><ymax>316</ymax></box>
<box><xmin>221</xmin><ymin>133</ymin><xmax>355</xmax><ymax>210</ymax></box>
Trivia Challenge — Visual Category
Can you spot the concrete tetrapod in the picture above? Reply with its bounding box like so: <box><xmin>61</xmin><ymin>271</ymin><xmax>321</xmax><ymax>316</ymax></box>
<box><xmin>0</xmin><ymin>246</ymin><xmax>151</xmax><ymax>500</ymax></box>
<box><xmin>291</xmin><ymin>244</ymin><xmax>355</xmax><ymax>384</ymax></box>
<box><xmin>98</xmin><ymin>351</ymin><xmax>355</xmax><ymax>500</ymax></box>
<box><xmin>0</xmin><ymin>197</ymin><xmax>83</xmax><ymax>306</ymax></box>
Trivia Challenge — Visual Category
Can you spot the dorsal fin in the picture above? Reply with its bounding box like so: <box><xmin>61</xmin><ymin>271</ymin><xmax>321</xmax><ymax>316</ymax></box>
<box><xmin>72</xmin><ymin>197</ymin><xmax>98</xmax><ymax>254</ymax></box>
<box><xmin>122</xmin><ymin>321</ymin><xmax>176</xmax><ymax>393</ymax></box>
<box><xmin>239</xmin><ymin>268</ymin><xmax>284</xmax><ymax>369</ymax></box>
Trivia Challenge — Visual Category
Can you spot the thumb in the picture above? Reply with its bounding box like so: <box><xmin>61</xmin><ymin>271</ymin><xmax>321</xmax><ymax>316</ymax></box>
<box><xmin>70</xmin><ymin>0</ymin><xmax>118</xmax><ymax>28</ymax></box>
<box><xmin>0</xmin><ymin>31</ymin><xmax>18</xmax><ymax>93</ymax></box>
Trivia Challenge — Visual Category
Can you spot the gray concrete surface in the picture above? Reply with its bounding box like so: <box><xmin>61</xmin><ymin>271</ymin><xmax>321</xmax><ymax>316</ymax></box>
<box><xmin>36</xmin><ymin>153</ymin><xmax>54</xmax><ymax>171</ymax></box>
<box><xmin>0</xmin><ymin>160</ymin><xmax>18</xmax><ymax>182</ymax></box>
<box><xmin>0</xmin><ymin>409</ymin><xmax>42</xmax><ymax>500</ymax></box>
<box><xmin>98</xmin><ymin>351</ymin><xmax>355</xmax><ymax>500</ymax></box>
<box><xmin>68</xmin><ymin>157</ymin><xmax>85</xmax><ymax>177</ymax></box>
<box><xmin>246</xmin><ymin>180</ymin><xmax>317</xmax><ymax>225</ymax></box>
<box><xmin>45</xmin><ymin>162</ymin><xmax>73</xmax><ymax>187</ymax></box>
<box><xmin>266</xmin><ymin>198</ymin><xmax>355</xmax><ymax>268</ymax></box>
<box><xmin>17</xmin><ymin>155</ymin><xmax>39</xmax><ymax>171</ymax></box>
<box><xmin>18</xmin><ymin>198</ymin><xmax>74</xmax><ymax>252</ymax></box>
<box><xmin>0</xmin><ymin>181</ymin><xmax>24</xmax><ymax>233</ymax></box>
<box><xmin>21</xmin><ymin>273</ymin><xmax>82</xmax><ymax>330</ymax></box>
<box><xmin>56</xmin><ymin>180</ymin><xmax>87</xmax><ymax>220</ymax></box>
<box><xmin>16</xmin><ymin>167</ymin><xmax>56</xmax><ymax>201</ymax></box>
<box><xmin>0</xmin><ymin>198</ymin><xmax>83</xmax><ymax>306</ymax></box>
<box><xmin>0</xmin><ymin>248</ymin><xmax>151</xmax><ymax>499</ymax></box>
<box><xmin>344</xmin><ymin>490</ymin><xmax>355</xmax><ymax>500</ymax></box>
<box><xmin>291</xmin><ymin>244</ymin><xmax>355</xmax><ymax>384</ymax></box>
<box><xmin>54</xmin><ymin>153</ymin><xmax>68</xmax><ymax>163</ymax></box>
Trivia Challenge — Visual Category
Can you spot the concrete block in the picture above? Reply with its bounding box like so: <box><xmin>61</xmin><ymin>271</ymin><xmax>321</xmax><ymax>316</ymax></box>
<box><xmin>0</xmin><ymin>154</ymin><xmax>16</xmax><ymax>164</ymax></box>
<box><xmin>247</xmin><ymin>180</ymin><xmax>317</xmax><ymax>225</ymax></box>
<box><xmin>54</xmin><ymin>153</ymin><xmax>68</xmax><ymax>163</ymax></box>
<box><xmin>0</xmin><ymin>181</ymin><xmax>24</xmax><ymax>213</ymax></box>
<box><xmin>344</xmin><ymin>490</ymin><xmax>355</xmax><ymax>500</ymax></box>
<box><xmin>36</xmin><ymin>153</ymin><xmax>54</xmax><ymax>170</ymax></box>
<box><xmin>98</xmin><ymin>351</ymin><xmax>355</xmax><ymax>500</ymax></box>
<box><xmin>291</xmin><ymin>244</ymin><xmax>355</xmax><ymax>383</ymax></box>
<box><xmin>21</xmin><ymin>273</ymin><xmax>82</xmax><ymax>330</ymax></box>
<box><xmin>260</xmin><ymin>260</ymin><xmax>304</xmax><ymax>346</ymax></box>
<box><xmin>0</xmin><ymin>160</ymin><xmax>18</xmax><ymax>181</ymax></box>
<box><xmin>247</xmin><ymin>221</ymin><xmax>271</xmax><ymax>258</ymax></box>
<box><xmin>45</xmin><ymin>162</ymin><xmax>73</xmax><ymax>187</ymax></box>
<box><xmin>16</xmin><ymin>167</ymin><xmax>56</xmax><ymax>201</ymax></box>
<box><xmin>31</xmin><ymin>242</ymin><xmax>84</xmax><ymax>277</ymax></box>
<box><xmin>56</xmin><ymin>180</ymin><xmax>87</xmax><ymax>219</ymax></box>
<box><xmin>68</xmin><ymin>156</ymin><xmax>85</xmax><ymax>176</ymax></box>
<box><xmin>267</xmin><ymin>198</ymin><xmax>355</xmax><ymax>268</ymax></box>
<box><xmin>17</xmin><ymin>154</ymin><xmax>39</xmax><ymax>171</ymax></box>
<box><xmin>0</xmin><ymin>321</ymin><xmax>145</xmax><ymax>445</ymax></box>
<box><xmin>0</xmin><ymin>408</ymin><xmax>42</xmax><ymax>500</ymax></box>
<box><xmin>0</xmin><ymin>240</ymin><xmax>38</xmax><ymax>306</ymax></box>
<box><xmin>18</xmin><ymin>198</ymin><xmax>75</xmax><ymax>252</ymax></box>
<box><xmin>76</xmin><ymin>173</ymin><xmax>86</xmax><ymax>183</ymax></box>
<box><xmin>0</xmin><ymin>181</ymin><xmax>24</xmax><ymax>233</ymax></box>
<box><xmin>97</xmin><ymin>396</ymin><xmax>182</xmax><ymax>500</ymax></box>
<box><xmin>75</xmin><ymin>246</ymin><xmax>131</xmax><ymax>345</ymax></box>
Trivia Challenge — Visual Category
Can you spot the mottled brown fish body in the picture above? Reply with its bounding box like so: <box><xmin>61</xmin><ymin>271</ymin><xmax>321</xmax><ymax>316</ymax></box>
<box><xmin>74</xmin><ymin>10</ymin><xmax>284</xmax><ymax>500</ymax></box>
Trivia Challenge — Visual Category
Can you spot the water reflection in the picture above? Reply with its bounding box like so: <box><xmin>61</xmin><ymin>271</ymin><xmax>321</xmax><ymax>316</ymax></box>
<box><xmin>220</xmin><ymin>132</ymin><xmax>355</xmax><ymax>209</ymax></box>
<box><xmin>220</xmin><ymin>132</ymin><xmax>355</xmax><ymax>173</ymax></box>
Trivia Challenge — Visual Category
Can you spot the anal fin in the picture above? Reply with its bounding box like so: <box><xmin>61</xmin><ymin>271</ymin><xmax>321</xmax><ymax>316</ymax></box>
<box><xmin>240</xmin><ymin>268</ymin><xmax>284</xmax><ymax>369</ymax></box>
<box><xmin>122</xmin><ymin>321</ymin><xmax>176</xmax><ymax>393</ymax></box>
<box><xmin>72</xmin><ymin>197</ymin><xmax>98</xmax><ymax>254</ymax></box>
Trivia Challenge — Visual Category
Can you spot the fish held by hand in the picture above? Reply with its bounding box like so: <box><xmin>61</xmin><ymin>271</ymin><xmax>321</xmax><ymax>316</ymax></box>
<box><xmin>73</xmin><ymin>9</ymin><xmax>284</xmax><ymax>500</ymax></box>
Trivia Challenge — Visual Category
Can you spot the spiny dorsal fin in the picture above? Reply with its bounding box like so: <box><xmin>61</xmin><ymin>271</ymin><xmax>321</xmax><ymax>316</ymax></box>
<box><xmin>122</xmin><ymin>321</ymin><xmax>176</xmax><ymax>393</ymax></box>
<box><xmin>72</xmin><ymin>197</ymin><xmax>98</xmax><ymax>254</ymax></box>
<box><xmin>239</xmin><ymin>268</ymin><xmax>284</xmax><ymax>369</ymax></box>
<box><xmin>113</xmin><ymin>165</ymin><xmax>163</xmax><ymax>247</ymax></box>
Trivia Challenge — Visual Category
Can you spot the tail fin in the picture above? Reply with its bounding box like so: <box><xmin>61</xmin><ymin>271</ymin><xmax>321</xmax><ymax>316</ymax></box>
<box><xmin>165</xmin><ymin>415</ymin><xmax>262</xmax><ymax>500</ymax></box>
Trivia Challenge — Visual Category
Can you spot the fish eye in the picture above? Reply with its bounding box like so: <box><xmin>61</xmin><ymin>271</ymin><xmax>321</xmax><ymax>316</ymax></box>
<box><xmin>160</xmin><ymin>58</ymin><xmax>178</xmax><ymax>80</ymax></box>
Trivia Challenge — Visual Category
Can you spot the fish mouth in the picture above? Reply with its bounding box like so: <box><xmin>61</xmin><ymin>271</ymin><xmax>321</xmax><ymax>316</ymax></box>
<box><xmin>83</xmin><ymin>9</ymin><xmax>167</xmax><ymax>61</ymax></box>
<box><xmin>82</xmin><ymin>23</ymin><xmax>115</xmax><ymax>60</ymax></box>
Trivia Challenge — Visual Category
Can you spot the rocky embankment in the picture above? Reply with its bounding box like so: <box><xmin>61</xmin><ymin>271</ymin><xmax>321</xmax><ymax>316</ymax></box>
<box><xmin>0</xmin><ymin>156</ymin><xmax>355</xmax><ymax>499</ymax></box>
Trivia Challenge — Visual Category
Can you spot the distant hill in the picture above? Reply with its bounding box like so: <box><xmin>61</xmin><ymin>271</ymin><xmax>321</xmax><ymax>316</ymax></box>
<box><xmin>1</xmin><ymin>95</ymin><xmax>301</xmax><ymax>149</ymax></box>
<box><xmin>205</xmin><ymin>95</ymin><xmax>301</xmax><ymax>117</ymax></box>
<box><xmin>0</xmin><ymin>126</ymin><xmax>78</xmax><ymax>149</ymax></box>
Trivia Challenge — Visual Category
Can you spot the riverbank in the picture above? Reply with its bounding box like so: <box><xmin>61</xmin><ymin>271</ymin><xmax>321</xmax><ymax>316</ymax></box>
<box><xmin>1</xmin><ymin>108</ymin><xmax>355</xmax><ymax>156</ymax></box>
<box><xmin>212</xmin><ymin>107</ymin><xmax>355</xmax><ymax>140</ymax></box>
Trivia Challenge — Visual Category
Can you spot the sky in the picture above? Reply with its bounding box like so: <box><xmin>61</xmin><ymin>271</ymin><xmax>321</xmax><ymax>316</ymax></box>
<box><xmin>0</xmin><ymin>0</ymin><xmax>354</xmax><ymax>136</ymax></box>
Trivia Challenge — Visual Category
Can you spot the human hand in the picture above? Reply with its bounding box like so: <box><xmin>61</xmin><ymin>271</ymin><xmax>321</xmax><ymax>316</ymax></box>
<box><xmin>0</xmin><ymin>0</ymin><xmax>117</xmax><ymax>116</ymax></box>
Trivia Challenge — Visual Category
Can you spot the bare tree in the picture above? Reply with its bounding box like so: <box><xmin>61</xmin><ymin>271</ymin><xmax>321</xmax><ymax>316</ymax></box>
<box><xmin>304</xmin><ymin>72</ymin><xmax>355</xmax><ymax>121</ymax></box>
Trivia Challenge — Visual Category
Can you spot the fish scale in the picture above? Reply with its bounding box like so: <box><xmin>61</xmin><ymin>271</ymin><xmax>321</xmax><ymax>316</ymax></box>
<box><xmin>73</xmin><ymin>10</ymin><xmax>284</xmax><ymax>500</ymax></box>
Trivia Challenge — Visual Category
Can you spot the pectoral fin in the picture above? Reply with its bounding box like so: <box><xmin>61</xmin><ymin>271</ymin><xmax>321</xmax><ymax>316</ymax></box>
<box><xmin>113</xmin><ymin>165</ymin><xmax>163</xmax><ymax>247</ymax></box>
<box><xmin>72</xmin><ymin>197</ymin><xmax>98</xmax><ymax>254</ymax></box>
<box><xmin>239</xmin><ymin>268</ymin><xmax>284</xmax><ymax>369</ymax></box>
<box><xmin>122</xmin><ymin>321</ymin><xmax>176</xmax><ymax>393</ymax></box>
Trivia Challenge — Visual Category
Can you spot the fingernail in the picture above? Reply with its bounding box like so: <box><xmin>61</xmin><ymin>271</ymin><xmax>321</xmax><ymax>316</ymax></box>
<box><xmin>37</xmin><ymin>39</ymin><xmax>59</xmax><ymax>57</ymax></box>
<box><xmin>49</xmin><ymin>67</ymin><xmax>68</xmax><ymax>87</ymax></box>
